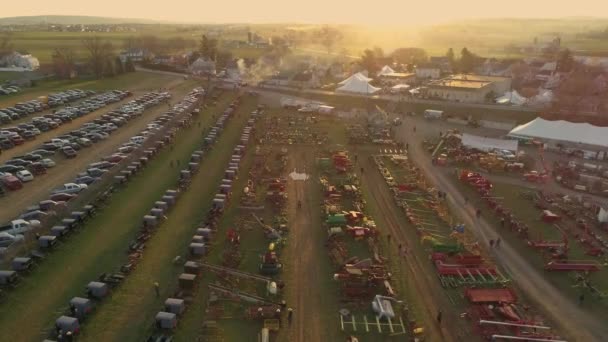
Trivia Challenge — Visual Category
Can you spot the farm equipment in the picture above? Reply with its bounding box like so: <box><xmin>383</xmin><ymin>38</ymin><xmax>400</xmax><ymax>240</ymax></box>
<box><xmin>200</xmin><ymin>262</ymin><xmax>283</xmax><ymax>295</ymax></box>
<box><xmin>544</xmin><ymin>260</ymin><xmax>601</xmax><ymax>272</ymax></box>
<box><xmin>524</xmin><ymin>171</ymin><xmax>549</xmax><ymax>184</ymax></box>
<box><xmin>259</xmin><ymin>250</ymin><xmax>282</xmax><ymax>275</ymax></box>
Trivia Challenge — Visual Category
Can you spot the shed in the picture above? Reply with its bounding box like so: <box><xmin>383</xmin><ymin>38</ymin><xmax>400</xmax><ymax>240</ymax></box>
<box><xmin>82</xmin><ymin>204</ymin><xmax>96</xmax><ymax>217</ymax></box>
<box><xmin>143</xmin><ymin>215</ymin><xmax>158</xmax><ymax>227</ymax></box>
<box><xmin>127</xmin><ymin>165</ymin><xmax>138</xmax><ymax>174</ymax></box>
<box><xmin>190</xmin><ymin>154</ymin><xmax>202</xmax><ymax>163</ymax></box>
<box><xmin>86</xmin><ymin>281</ymin><xmax>108</xmax><ymax>298</ymax></box>
<box><xmin>188</xmin><ymin>162</ymin><xmax>199</xmax><ymax>171</ymax></box>
<box><xmin>184</xmin><ymin>261</ymin><xmax>201</xmax><ymax>274</ymax></box>
<box><xmin>62</xmin><ymin>218</ymin><xmax>77</xmax><ymax>230</ymax></box>
<box><xmin>225</xmin><ymin>170</ymin><xmax>235</xmax><ymax>179</ymax></box>
<box><xmin>180</xmin><ymin>170</ymin><xmax>191</xmax><ymax>180</ymax></box>
<box><xmin>165</xmin><ymin>298</ymin><xmax>186</xmax><ymax>315</ymax></box>
<box><xmin>192</xmin><ymin>235</ymin><xmax>205</xmax><ymax>244</ymax></box>
<box><xmin>114</xmin><ymin>175</ymin><xmax>127</xmax><ymax>184</ymax></box>
<box><xmin>155</xmin><ymin>311</ymin><xmax>177</xmax><ymax>329</ymax></box>
<box><xmin>189</xmin><ymin>242</ymin><xmax>206</xmax><ymax>256</ymax></box>
<box><xmin>219</xmin><ymin>184</ymin><xmax>231</xmax><ymax>194</ymax></box>
<box><xmin>51</xmin><ymin>225</ymin><xmax>68</xmax><ymax>237</ymax></box>
<box><xmin>213</xmin><ymin>198</ymin><xmax>225</xmax><ymax>209</ymax></box>
<box><xmin>139</xmin><ymin>157</ymin><xmax>148</xmax><ymax>165</ymax></box>
<box><xmin>0</xmin><ymin>270</ymin><xmax>19</xmax><ymax>285</ymax></box>
<box><xmin>150</xmin><ymin>208</ymin><xmax>164</xmax><ymax>218</ymax></box>
<box><xmin>12</xmin><ymin>257</ymin><xmax>33</xmax><ymax>272</ymax></box>
<box><xmin>221</xmin><ymin>179</ymin><xmax>232</xmax><ymax>185</ymax></box>
<box><xmin>71</xmin><ymin>211</ymin><xmax>86</xmax><ymax>223</ymax></box>
<box><xmin>196</xmin><ymin>227</ymin><xmax>212</xmax><ymax>238</ymax></box>
<box><xmin>70</xmin><ymin>297</ymin><xmax>94</xmax><ymax>317</ymax></box>
<box><xmin>55</xmin><ymin>316</ymin><xmax>79</xmax><ymax>334</ymax></box>
<box><xmin>154</xmin><ymin>201</ymin><xmax>169</xmax><ymax>211</ymax></box>
<box><xmin>161</xmin><ymin>195</ymin><xmax>176</xmax><ymax>206</ymax></box>
<box><xmin>38</xmin><ymin>235</ymin><xmax>57</xmax><ymax>248</ymax></box>
<box><xmin>165</xmin><ymin>189</ymin><xmax>179</xmax><ymax>197</ymax></box>
<box><xmin>179</xmin><ymin>273</ymin><xmax>196</xmax><ymax>290</ymax></box>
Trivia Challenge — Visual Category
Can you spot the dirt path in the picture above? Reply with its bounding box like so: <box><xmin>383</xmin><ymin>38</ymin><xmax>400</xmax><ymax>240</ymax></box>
<box><xmin>284</xmin><ymin>148</ymin><xmax>324</xmax><ymax>342</ymax></box>
<box><xmin>0</xmin><ymin>80</ymin><xmax>190</xmax><ymax>223</ymax></box>
<box><xmin>396</xmin><ymin>122</ymin><xmax>608</xmax><ymax>342</ymax></box>
<box><xmin>358</xmin><ymin>153</ymin><xmax>460</xmax><ymax>342</ymax></box>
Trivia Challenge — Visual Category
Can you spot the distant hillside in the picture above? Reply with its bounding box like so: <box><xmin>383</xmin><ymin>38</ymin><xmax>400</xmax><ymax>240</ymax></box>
<box><xmin>0</xmin><ymin>15</ymin><xmax>163</xmax><ymax>25</ymax></box>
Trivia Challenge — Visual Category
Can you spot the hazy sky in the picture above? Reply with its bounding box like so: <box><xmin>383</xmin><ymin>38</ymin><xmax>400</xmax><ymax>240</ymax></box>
<box><xmin>3</xmin><ymin>0</ymin><xmax>608</xmax><ymax>25</ymax></box>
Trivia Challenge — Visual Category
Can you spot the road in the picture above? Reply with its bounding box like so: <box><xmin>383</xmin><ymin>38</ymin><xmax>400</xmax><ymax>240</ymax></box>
<box><xmin>0</xmin><ymin>77</ymin><xmax>188</xmax><ymax>223</ymax></box>
<box><xmin>253</xmin><ymin>84</ymin><xmax>541</xmax><ymax>114</ymax></box>
<box><xmin>283</xmin><ymin>149</ymin><xmax>324</xmax><ymax>342</ymax></box>
<box><xmin>395</xmin><ymin>116</ymin><xmax>608</xmax><ymax>342</ymax></box>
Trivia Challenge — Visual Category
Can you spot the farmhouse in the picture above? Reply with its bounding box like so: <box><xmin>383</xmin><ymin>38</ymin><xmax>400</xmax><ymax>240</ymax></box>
<box><xmin>415</xmin><ymin>63</ymin><xmax>441</xmax><ymax>79</ymax></box>
<box><xmin>189</xmin><ymin>57</ymin><xmax>216</xmax><ymax>75</ymax></box>
<box><xmin>426</xmin><ymin>74</ymin><xmax>512</xmax><ymax>103</ymax></box>
<box><xmin>119</xmin><ymin>48</ymin><xmax>153</xmax><ymax>63</ymax></box>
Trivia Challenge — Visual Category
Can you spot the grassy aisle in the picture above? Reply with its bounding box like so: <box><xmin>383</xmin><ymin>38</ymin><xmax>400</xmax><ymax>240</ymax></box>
<box><xmin>0</xmin><ymin>90</ymin><xmax>228</xmax><ymax>342</ymax></box>
<box><xmin>80</xmin><ymin>96</ymin><xmax>259</xmax><ymax>341</ymax></box>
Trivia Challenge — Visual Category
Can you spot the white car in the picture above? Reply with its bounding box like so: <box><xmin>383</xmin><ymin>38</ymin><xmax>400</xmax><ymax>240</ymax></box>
<box><xmin>15</xmin><ymin>170</ymin><xmax>34</xmax><ymax>182</ymax></box>
<box><xmin>41</xmin><ymin>158</ymin><xmax>56</xmax><ymax>168</ymax></box>
<box><xmin>53</xmin><ymin>183</ymin><xmax>88</xmax><ymax>194</ymax></box>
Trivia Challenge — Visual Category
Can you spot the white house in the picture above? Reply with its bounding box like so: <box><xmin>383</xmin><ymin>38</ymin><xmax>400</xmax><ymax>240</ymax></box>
<box><xmin>189</xmin><ymin>57</ymin><xmax>216</xmax><ymax>75</ymax></box>
<box><xmin>415</xmin><ymin>63</ymin><xmax>441</xmax><ymax>79</ymax></box>
<box><xmin>119</xmin><ymin>48</ymin><xmax>153</xmax><ymax>63</ymax></box>
<box><xmin>0</xmin><ymin>52</ymin><xmax>40</xmax><ymax>71</ymax></box>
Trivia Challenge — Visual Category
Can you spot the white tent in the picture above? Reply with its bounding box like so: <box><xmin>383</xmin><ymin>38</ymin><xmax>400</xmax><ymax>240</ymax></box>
<box><xmin>338</xmin><ymin>72</ymin><xmax>372</xmax><ymax>85</ymax></box>
<box><xmin>461</xmin><ymin>133</ymin><xmax>518</xmax><ymax>152</ymax></box>
<box><xmin>508</xmin><ymin>118</ymin><xmax>608</xmax><ymax>148</ymax></box>
<box><xmin>495</xmin><ymin>90</ymin><xmax>527</xmax><ymax>106</ymax></box>
<box><xmin>336</xmin><ymin>76</ymin><xmax>380</xmax><ymax>94</ymax></box>
<box><xmin>377</xmin><ymin>65</ymin><xmax>396</xmax><ymax>76</ymax></box>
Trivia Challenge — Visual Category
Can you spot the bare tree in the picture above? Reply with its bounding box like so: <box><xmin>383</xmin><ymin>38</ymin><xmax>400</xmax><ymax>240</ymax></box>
<box><xmin>0</xmin><ymin>32</ymin><xmax>13</xmax><ymax>57</ymax></box>
<box><xmin>316</xmin><ymin>26</ymin><xmax>342</xmax><ymax>54</ymax></box>
<box><xmin>51</xmin><ymin>47</ymin><xmax>76</xmax><ymax>79</ymax></box>
<box><xmin>82</xmin><ymin>37</ymin><xmax>114</xmax><ymax>79</ymax></box>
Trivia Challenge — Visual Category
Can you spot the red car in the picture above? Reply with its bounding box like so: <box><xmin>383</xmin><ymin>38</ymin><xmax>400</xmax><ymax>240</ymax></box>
<box><xmin>49</xmin><ymin>192</ymin><xmax>77</xmax><ymax>202</ymax></box>
<box><xmin>1</xmin><ymin>174</ymin><xmax>23</xmax><ymax>191</ymax></box>
<box><xmin>10</xmin><ymin>135</ymin><xmax>25</xmax><ymax>145</ymax></box>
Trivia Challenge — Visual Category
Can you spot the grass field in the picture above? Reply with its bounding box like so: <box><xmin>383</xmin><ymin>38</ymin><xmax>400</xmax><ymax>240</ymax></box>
<box><xmin>0</xmin><ymin>85</ymin><xmax>224</xmax><ymax>341</ymax></box>
<box><xmin>79</xmin><ymin>93</ymin><xmax>258</xmax><ymax>341</ymax></box>
<box><xmin>455</xmin><ymin>179</ymin><xmax>608</xmax><ymax>318</ymax></box>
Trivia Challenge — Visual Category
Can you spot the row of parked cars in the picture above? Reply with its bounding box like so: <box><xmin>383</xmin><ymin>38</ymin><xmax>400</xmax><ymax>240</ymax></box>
<box><xmin>0</xmin><ymin>90</ymin><xmax>179</xmax><ymax>242</ymax></box>
<box><xmin>0</xmin><ymin>90</ymin><xmax>130</xmax><ymax>151</ymax></box>
<box><xmin>0</xmin><ymin>91</ymin><xmax>171</xmax><ymax>196</ymax></box>
<box><xmin>0</xmin><ymin>85</ymin><xmax>21</xmax><ymax>96</ymax></box>
<box><xmin>0</xmin><ymin>89</ymin><xmax>93</xmax><ymax>125</ymax></box>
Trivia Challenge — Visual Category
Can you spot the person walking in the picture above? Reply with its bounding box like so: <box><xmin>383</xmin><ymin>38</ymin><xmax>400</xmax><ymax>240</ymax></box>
<box><xmin>287</xmin><ymin>308</ymin><xmax>293</xmax><ymax>325</ymax></box>
<box><xmin>495</xmin><ymin>238</ymin><xmax>501</xmax><ymax>248</ymax></box>
<box><xmin>154</xmin><ymin>282</ymin><xmax>160</xmax><ymax>298</ymax></box>
<box><xmin>489</xmin><ymin>239</ymin><xmax>495</xmax><ymax>248</ymax></box>
<box><xmin>387</xmin><ymin>233</ymin><xmax>392</xmax><ymax>245</ymax></box>
<box><xmin>579</xmin><ymin>293</ymin><xmax>585</xmax><ymax>305</ymax></box>
<box><xmin>436</xmin><ymin>310</ymin><xmax>442</xmax><ymax>324</ymax></box>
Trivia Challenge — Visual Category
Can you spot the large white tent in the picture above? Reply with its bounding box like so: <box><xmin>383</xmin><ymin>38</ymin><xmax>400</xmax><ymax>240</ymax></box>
<box><xmin>377</xmin><ymin>65</ymin><xmax>396</xmax><ymax>76</ymax></box>
<box><xmin>508</xmin><ymin>118</ymin><xmax>608</xmax><ymax>148</ymax></box>
<box><xmin>461</xmin><ymin>133</ymin><xmax>518</xmax><ymax>152</ymax></box>
<box><xmin>495</xmin><ymin>90</ymin><xmax>527</xmax><ymax>106</ymax></box>
<box><xmin>336</xmin><ymin>74</ymin><xmax>380</xmax><ymax>94</ymax></box>
<box><xmin>338</xmin><ymin>72</ymin><xmax>372</xmax><ymax>85</ymax></box>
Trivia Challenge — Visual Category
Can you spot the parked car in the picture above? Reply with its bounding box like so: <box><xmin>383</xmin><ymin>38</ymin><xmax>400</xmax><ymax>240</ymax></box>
<box><xmin>19</xmin><ymin>210</ymin><xmax>48</xmax><ymax>221</ymax></box>
<box><xmin>74</xmin><ymin>175</ymin><xmax>98</xmax><ymax>185</ymax></box>
<box><xmin>0</xmin><ymin>164</ymin><xmax>24</xmax><ymax>173</ymax></box>
<box><xmin>15</xmin><ymin>170</ymin><xmax>34</xmax><ymax>182</ymax></box>
<box><xmin>40</xmin><ymin>158</ymin><xmax>56</xmax><ymax>168</ymax></box>
<box><xmin>53</xmin><ymin>183</ymin><xmax>87</xmax><ymax>194</ymax></box>
<box><xmin>62</xmin><ymin>146</ymin><xmax>77</xmax><ymax>158</ymax></box>
<box><xmin>1</xmin><ymin>174</ymin><xmax>23</xmax><ymax>191</ymax></box>
<box><xmin>49</xmin><ymin>192</ymin><xmax>77</xmax><ymax>202</ymax></box>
